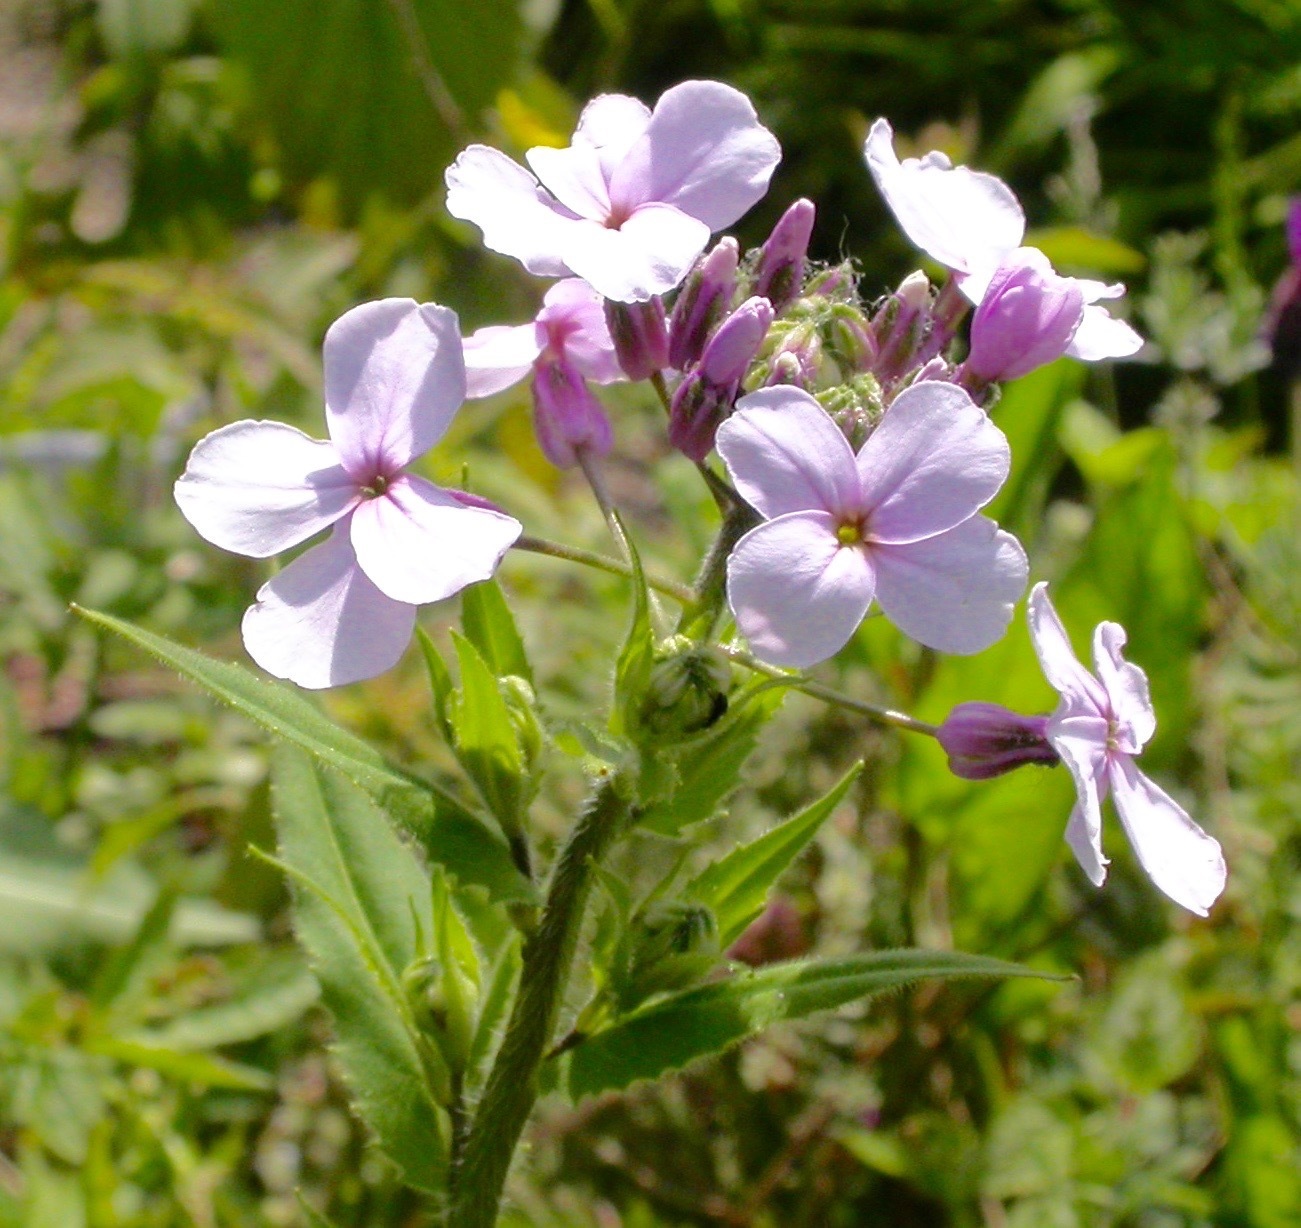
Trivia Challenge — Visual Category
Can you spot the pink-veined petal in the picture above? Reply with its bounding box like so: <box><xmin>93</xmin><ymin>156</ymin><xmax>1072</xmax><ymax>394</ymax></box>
<box><xmin>864</xmin><ymin>119</ymin><xmax>1024</xmax><ymax>278</ymax></box>
<box><xmin>1109</xmin><ymin>755</ymin><xmax>1226</xmax><ymax>915</ymax></box>
<box><xmin>241</xmin><ymin>523</ymin><xmax>416</xmax><ymax>689</ymax></box>
<box><xmin>1066</xmin><ymin>303</ymin><xmax>1144</xmax><ymax>360</ymax></box>
<box><xmin>717</xmin><ymin>387</ymin><xmax>862</xmax><ymax>520</ymax></box>
<box><xmin>609</xmin><ymin>80</ymin><xmax>780</xmax><ymax>228</ymax></box>
<box><xmin>174</xmin><ymin>420</ymin><xmax>358</xmax><ymax>559</ymax></box>
<box><xmin>1052</xmin><ymin>729</ymin><xmax>1110</xmax><ymax>885</ymax></box>
<box><xmin>871</xmin><ymin>516</ymin><xmax>1028</xmax><ymax>654</ymax></box>
<box><xmin>559</xmin><ymin>203</ymin><xmax>709</xmax><ymax>302</ymax></box>
<box><xmin>572</xmin><ymin>93</ymin><xmax>653</xmax><ymax>178</ymax></box>
<box><xmin>350</xmin><ymin>474</ymin><xmax>521</xmax><ymax>605</ymax></box>
<box><xmin>538</xmin><ymin>279</ymin><xmax>624</xmax><ymax>383</ymax></box>
<box><xmin>526</xmin><ymin>142</ymin><xmax>611</xmax><ymax>220</ymax></box>
<box><xmin>1092</xmin><ymin>621</ymin><xmax>1157</xmax><ymax>753</ymax></box>
<box><xmin>858</xmin><ymin>381</ymin><xmax>1010</xmax><ymax>542</ymax></box>
<box><xmin>1027</xmin><ymin>582</ymin><xmax>1110</xmax><ymax>715</ymax></box>
<box><xmin>462</xmin><ymin>323</ymin><xmax>542</xmax><ymax>399</ymax></box>
<box><xmin>444</xmin><ymin>144</ymin><xmax>575</xmax><ymax>278</ymax></box>
<box><xmin>324</xmin><ymin>300</ymin><xmax>466</xmax><ymax>476</ymax></box>
<box><xmin>726</xmin><ymin>511</ymin><xmax>875</xmax><ymax>668</ymax></box>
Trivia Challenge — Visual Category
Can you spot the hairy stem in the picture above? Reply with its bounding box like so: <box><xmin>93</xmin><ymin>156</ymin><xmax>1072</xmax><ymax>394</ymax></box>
<box><xmin>446</xmin><ymin>776</ymin><xmax>628</xmax><ymax>1228</ymax></box>
<box><xmin>677</xmin><ymin>501</ymin><xmax>760</xmax><ymax>637</ymax></box>
<box><xmin>513</xmin><ymin>535</ymin><xmax>695</xmax><ymax>604</ymax></box>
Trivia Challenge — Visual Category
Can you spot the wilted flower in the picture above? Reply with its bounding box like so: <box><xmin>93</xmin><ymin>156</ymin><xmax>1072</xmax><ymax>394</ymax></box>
<box><xmin>716</xmin><ymin>383</ymin><xmax>1027</xmax><ymax>667</ymax></box>
<box><xmin>175</xmin><ymin>300</ymin><xmax>521</xmax><ymax>688</ymax></box>
<box><xmin>446</xmin><ymin>81</ymin><xmax>780</xmax><ymax>302</ymax></box>
<box><xmin>1028</xmin><ymin>583</ymin><xmax>1226</xmax><ymax>914</ymax></box>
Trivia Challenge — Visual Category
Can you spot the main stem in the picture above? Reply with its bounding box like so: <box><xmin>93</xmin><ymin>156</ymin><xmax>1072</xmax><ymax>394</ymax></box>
<box><xmin>446</xmin><ymin>776</ymin><xmax>628</xmax><ymax>1228</ymax></box>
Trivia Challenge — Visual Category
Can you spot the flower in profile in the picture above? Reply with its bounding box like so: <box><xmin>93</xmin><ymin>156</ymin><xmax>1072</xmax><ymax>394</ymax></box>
<box><xmin>936</xmin><ymin>702</ymin><xmax>1058</xmax><ymax>779</ymax></box>
<box><xmin>716</xmin><ymin>384</ymin><xmax>1027</xmax><ymax>668</ymax></box>
<box><xmin>1027</xmin><ymin>583</ymin><xmax>1226</xmax><ymax>914</ymax></box>
<box><xmin>175</xmin><ymin>299</ymin><xmax>522</xmax><ymax>689</ymax></box>
<box><xmin>864</xmin><ymin>119</ymin><xmax>1142</xmax><ymax>362</ymax></box>
<box><xmin>445</xmin><ymin>81</ymin><xmax>781</xmax><ymax>303</ymax></box>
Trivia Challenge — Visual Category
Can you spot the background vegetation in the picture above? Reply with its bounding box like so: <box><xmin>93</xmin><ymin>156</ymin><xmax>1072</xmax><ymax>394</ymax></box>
<box><xmin>1</xmin><ymin>1</ymin><xmax>1298</xmax><ymax>1224</ymax></box>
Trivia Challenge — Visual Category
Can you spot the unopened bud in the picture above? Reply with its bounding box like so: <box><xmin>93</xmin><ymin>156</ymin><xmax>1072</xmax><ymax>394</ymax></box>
<box><xmin>764</xmin><ymin>319</ymin><xmax>822</xmax><ymax>390</ymax></box>
<box><xmin>500</xmin><ymin>675</ymin><xmax>545</xmax><ymax>775</ymax></box>
<box><xmin>872</xmin><ymin>271</ymin><xmax>933</xmax><ymax>384</ymax></box>
<box><xmin>604</xmin><ymin>297</ymin><xmax>669</xmax><ymax>380</ymax></box>
<box><xmin>531</xmin><ymin>357</ymin><xmax>613</xmax><ymax>468</ymax></box>
<box><xmin>754</xmin><ymin>198</ymin><xmax>816</xmax><ymax>313</ymax></box>
<box><xmin>639</xmin><ymin>636</ymin><xmax>731</xmax><ymax>740</ymax></box>
<box><xmin>936</xmin><ymin>701</ymin><xmax>1058</xmax><ymax>781</ymax></box>
<box><xmin>621</xmin><ymin>900</ymin><xmax>721</xmax><ymax>1003</ymax></box>
<box><xmin>668</xmin><ymin>238</ymin><xmax>739</xmax><ymax>370</ymax></box>
<box><xmin>817</xmin><ymin>374</ymin><xmax>883</xmax><ymax>450</ymax></box>
<box><xmin>826</xmin><ymin>307</ymin><xmax>878</xmax><ymax>376</ymax></box>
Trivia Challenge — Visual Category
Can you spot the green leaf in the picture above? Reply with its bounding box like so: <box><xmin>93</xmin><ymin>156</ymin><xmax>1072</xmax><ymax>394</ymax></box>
<box><xmin>270</xmin><ymin>745</ymin><xmax>448</xmax><ymax>1193</ymax></box>
<box><xmin>461</xmin><ymin>579</ymin><xmax>532</xmax><ymax>685</ymax></box>
<box><xmin>687</xmin><ymin>762</ymin><xmax>862</xmax><ymax>946</ymax></box>
<box><xmin>450</xmin><ymin>631</ymin><xmax>526</xmax><ymax>835</ymax></box>
<box><xmin>74</xmin><ymin>608</ymin><xmax>534</xmax><ymax>905</ymax></box>
<box><xmin>90</xmin><ymin>886</ymin><xmax>177</xmax><ymax>1012</ymax></box>
<box><xmin>566</xmin><ymin>950</ymin><xmax>1064</xmax><ymax>1099</ymax></box>
<box><xmin>83</xmin><ymin>1038</ymin><xmax>273</xmax><ymax>1091</ymax></box>
<box><xmin>466</xmin><ymin>935</ymin><xmax>520</xmax><ymax>1091</ymax></box>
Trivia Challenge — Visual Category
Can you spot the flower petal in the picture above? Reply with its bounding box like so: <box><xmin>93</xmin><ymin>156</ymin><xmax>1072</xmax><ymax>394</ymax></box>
<box><xmin>559</xmin><ymin>203</ymin><xmax>709</xmax><ymax>302</ymax></box>
<box><xmin>572</xmin><ymin>93</ymin><xmax>653</xmax><ymax>178</ymax></box>
<box><xmin>858</xmin><ymin>381</ymin><xmax>1010</xmax><ymax>542</ymax></box>
<box><xmin>1066</xmin><ymin>303</ymin><xmax>1144</xmax><ymax>361</ymax></box>
<box><xmin>864</xmin><ymin>118</ymin><xmax>1024</xmax><ymax>279</ymax></box>
<box><xmin>726</xmin><ymin>511</ymin><xmax>875</xmax><ymax>668</ymax></box>
<box><xmin>1027</xmin><ymin>582</ymin><xmax>1110</xmax><ymax>715</ymax></box>
<box><xmin>350</xmin><ymin>474</ymin><xmax>521</xmax><ymax>605</ymax></box>
<box><xmin>525</xmin><ymin>142</ymin><xmax>611</xmax><ymax>220</ymax></box>
<box><xmin>444</xmin><ymin>144</ymin><xmax>575</xmax><ymax>277</ymax></box>
<box><xmin>1053</xmin><ymin>728</ymin><xmax>1110</xmax><ymax>886</ymax></box>
<box><xmin>462</xmin><ymin>323</ymin><xmax>542</xmax><ymax>399</ymax></box>
<box><xmin>241</xmin><ymin>523</ymin><xmax>416</xmax><ymax>689</ymax></box>
<box><xmin>324</xmin><ymin>300</ymin><xmax>466</xmax><ymax>475</ymax></box>
<box><xmin>1092</xmin><ymin>621</ymin><xmax>1157</xmax><ymax>753</ymax></box>
<box><xmin>174</xmin><ymin>420</ymin><xmax>357</xmax><ymax>558</ymax></box>
<box><xmin>609</xmin><ymin>80</ymin><xmax>781</xmax><ymax>229</ymax></box>
<box><xmin>716</xmin><ymin>387</ymin><xmax>862</xmax><ymax>520</ymax></box>
<box><xmin>537</xmin><ymin>279</ymin><xmax>624</xmax><ymax>384</ymax></box>
<box><xmin>871</xmin><ymin>515</ymin><xmax>1028</xmax><ymax>654</ymax></box>
<box><xmin>1109</xmin><ymin>755</ymin><xmax>1226</xmax><ymax>915</ymax></box>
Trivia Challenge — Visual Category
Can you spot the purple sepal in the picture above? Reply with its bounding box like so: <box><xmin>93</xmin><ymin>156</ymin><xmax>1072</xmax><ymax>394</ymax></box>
<box><xmin>936</xmin><ymin>701</ymin><xmax>1058</xmax><ymax>780</ymax></box>
<box><xmin>531</xmin><ymin>357</ymin><xmax>613</xmax><ymax>468</ymax></box>
<box><xmin>668</xmin><ymin>238</ymin><xmax>740</xmax><ymax>371</ymax></box>
<box><xmin>605</xmin><ymin>297</ymin><xmax>670</xmax><ymax>381</ymax></box>
<box><xmin>753</xmin><ymin>198</ymin><xmax>816</xmax><ymax>313</ymax></box>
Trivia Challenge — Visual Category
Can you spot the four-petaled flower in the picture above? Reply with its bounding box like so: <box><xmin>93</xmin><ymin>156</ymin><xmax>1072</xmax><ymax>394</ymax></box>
<box><xmin>717</xmin><ymin>384</ymin><xmax>1028</xmax><ymax>668</ymax></box>
<box><xmin>864</xmin><ymin>119</ymin><xmax>1143</xmax><ymax>362</ymax></box>
<box><xmin>445</xmin><ymin>80</ymin><xmax>781</xmax><ymax>303</ymax></box>
<box><xmin>175</xmin><ymin>299</ymin><xmax>522</xmax><ymax>689</ymax></box>
<box><xmin>1028</xmin><ymin>583</ymin><xmax>1226</xmax><ymax>915</ymax></box>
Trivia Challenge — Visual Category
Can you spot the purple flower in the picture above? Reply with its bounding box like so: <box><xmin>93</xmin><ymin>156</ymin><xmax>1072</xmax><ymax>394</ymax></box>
<box><xmin>964</xmin><ymin>248</ymin><xmax>1085</xmax><ymax>383</ymax></box>
<box><xmin>716</xmin><ymin>384</ymin><xmax>1028</xmax><ymax>667</ymax></box>
<box><xmin>668</xmin><ymin>237</ymin><xmax>740</xmax><ymax>371</ymax></box>
<box><xmin>175</xmin><ymin>300</ymin><xmax>522</xmax><ymax>689</ymax></box>
<box><xmin>462</xmin><ymin>278</ymin><xmax>623</xmax><ymax>398</ymax></box>
<box><xmin>864</xmin><ymin>119</ymin><xmax>1142</xmax><ymax>362</ymax></box>
<box><xmin>605</xmin><ymin>297</ymin><xmax>670</xmax><ymax>380</ymax></box>
<box><xmin>1028</xmin><ymin>583</ymin><xmax>1226</xmax><ymax>915</ymax></box>
<box><xmin>936</xmin><ymin>702</ymin><xmax>1058</xmax><ymax>780</ymax></box>
<box><xmin>445</xmin><ymin>81</ymin><xmax>781</xmax><ymax>303</ymax></box>
<box><xmin>531</xmin><ymin>356</ymin><xmax>614</xmax><ymax>468</ymax></box>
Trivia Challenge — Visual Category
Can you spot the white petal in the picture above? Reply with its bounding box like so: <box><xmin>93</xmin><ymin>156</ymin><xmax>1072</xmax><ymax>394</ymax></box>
<box><xmin>462</xmin><ymin>323</ymin><xmax>541</xmax><ymax>399</ymax></box>
<box><xmin>174</xmin><ymin>420</ymin><xmax>357</xmax><ymax>558</ymax></box>
<box><xmin>573</xmin><ymin>93</ymin><xmax>653</xmax><ymax>178</ymax></box>
<box><xmin>1053</xmin><ymin>730</ymin><xmax>1110</xmax><ymax>886</ymax></box>
<box><xmin>444</xmin><ymin>144</ymin><xmax>575</xmax><ymax>277</ymax></box>
<box><xmin>1027</xmin><ymin>582</ymin><xmax>1110</xmax><ymax>715</ymax></box>
<box><xmin>526</xmin><ymin>142</ymin><xmax>610</xmax><ymax>220</ymax></box>
<box><xmin>241</xmin><ymin>524</ymin><xmax>416</xmax><ymax>689</ymax></box>
<box><xmin>1066</xmin><ymin>303</ymin><xmax>1144</xmax><ymax>361</ymax></box>
<box><xmin>1109</xmin><ymin>755</ymin><xmax>1226</xmax><ymax>915</ymax></box>
<box><xmin>350</xmin><ymin>474</ymin><xmax>521</xmax><ymax>605</ymax></box>
<box><xmin>1091</xmin><ymin>621</ymin><xmax>1156</xmax><ymax>753</ymax></box>
<box><xmin>858</xmin><ymin>381</ymin><xmax>1010</xmax><ymax>543</ymax></box>
<box><xmin>716</xmin><ymin>387</ymin><xmax>862</xmax><ymax>520</ymax></box>
<box><xmin>864</xmin><ymin>118</ymin><xmax>1024</xmax><ymax>278</ymax></box>
<box><xmin>324</xmin><ymin>300</ymin><xmax>466</xmax><ymax>475</ymax></box>
<box><xmin>726</xmin><ymin>511</ymin><xmax>875</xmax><ymax>668</ymax></box>
<box><xmin>559</xmin><ymin>203</ymin><xmax>709</xmax><ymax>302</ymax></box>
<box><xmin>609</xmin><ymin>80</ymin><xmax>781</xmax><ymax>229</ymax></box>
<box><xmin>870</xmin><ymin>515</ymin><xmax>1027</xmax><ymax>654</ymax></box>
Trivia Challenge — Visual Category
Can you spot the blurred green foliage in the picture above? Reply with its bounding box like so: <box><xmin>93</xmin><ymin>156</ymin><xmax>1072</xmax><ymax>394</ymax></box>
<box><xmin>0</xmin><ymin>0</ymin><xmax>1298</xmax><ymax>1224</ymax></box>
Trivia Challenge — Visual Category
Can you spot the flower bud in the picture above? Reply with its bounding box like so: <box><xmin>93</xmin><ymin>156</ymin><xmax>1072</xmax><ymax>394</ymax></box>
<box><xmin>604</xmin><ymin>297</ymin><xmax>670</xmax><ymax>380</ymax></box>
<box><xmin>872</xmin><ymin>271</ymin><xmax>932</xmax><ymax>383</ymax></box>
<box><xmin>817</xmin><ymin>374</ymin><xmax>883</xmax><ymax>450</ymax></box>
<box><xmin>621</xmin><ymin>900</ymin><xmax>720</xmax><ymax>1004</ymax></box>
<box><xmin>530</xmin><ymin>357</ymin><xmax>613</xmax><ymax>468</ymax></box>
<box><xmin>668</xmin><ymin>296</ymin><xmax>773</xmax><ymax>460</ymax></box>
<box><xmin>753</xmin><ymin>198</ymin><xmax>816</xmax><ymax>313</ymax></box>
<box><xmin>763</xmin><ymin>319</ymin><xmax>822</xmax><ymax>390</ymax></box>
<box><xmin>826</xmin><ymin>306</ymin><xmax>878</xmax><ymax>376</ymax></box>
<box><xmin>668</xmin><ymin>237</ymin><xmax>739</xmax><ymax>370</ymax></box>
<box><xmin>963</xmin><ymin>248</ymin><xmax>1084</xmax><ymax>384</ymax></box>
<box><xmin>639</xmin><ymin>636</ymin><xmax>731</xmax><ymax>740</ymax></box>
<box><xmin>935</xmin><ymin>701</ymin><xmax>1058</xmax><ymax>780</ymax></box>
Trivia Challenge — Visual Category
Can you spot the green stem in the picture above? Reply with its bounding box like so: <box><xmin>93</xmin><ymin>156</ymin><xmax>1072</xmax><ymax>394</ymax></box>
<box><xmin>512</xmin><ymin>535</ymin><xmax>695</xmax><ymax>604</ymax></box>
<box><xmin>677</xmin><ymin>501</ymin><xmax>760</xmax><ymax>636</ymax></box>
<box><xmin>446</xmin><ymin>776</ymin><xmax>629</xmax><ymax>1228</ymax></box>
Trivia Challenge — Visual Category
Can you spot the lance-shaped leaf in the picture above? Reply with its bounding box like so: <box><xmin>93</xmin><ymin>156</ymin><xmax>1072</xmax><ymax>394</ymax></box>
<box><xmin>270</xmin><ymin>745</ymin><xmax>449</xmax><ymax>1193</ymax></box>
<box><xmin>566</xmin><ymin>949</ymin><xmax>1066</xmax><ymax>1099</ymax></box>
<box><xmin>687</xmin><ymin>761</ymin><xmax>863</xmax><ymax>946</ymax></box>
<box><xmin>461</xmin><ymin>578</ymin><xmax>532</xmax><ymax>685</ymax></box>
<box><xmin>74</xmin><ymin>608</ymin><xmax>534</xmax><ymax>905</ymax></box>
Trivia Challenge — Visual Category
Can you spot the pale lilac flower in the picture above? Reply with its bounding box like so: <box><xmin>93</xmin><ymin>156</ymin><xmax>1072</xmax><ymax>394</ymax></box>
<box><xmin>864</xmin><ymin>119</ymin><xmax>1142</xmax><ymax>362</ymax></box>
<box><xmin>1028</xmin><ymin>583</ymin><xmax>1226</xmax><ymax>915</ymax></box>
<box><xmin>717</xmin><ymin>384</ymin><xmax>1028</xmax><ymax>667</ymax></box>
<box><xmin>175</xmin><ymin>299</ymin><xmax>522</xmax><ymax>689</ymax></box>
<box><xmin>445</xmin><ymin>81</ymin><xmax>781</xmax><ymax>303</ymax></box>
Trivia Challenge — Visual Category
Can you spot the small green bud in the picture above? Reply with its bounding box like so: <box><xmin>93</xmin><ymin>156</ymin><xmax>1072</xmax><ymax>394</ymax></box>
<box><xmin>619</xmin><ymin>900</ymin><xmax>721</xmax><ymax>1006</ymax></box>
<box><xmin>638</xmin><ymin>637</ymin><xmax>731</xmax><ymax>742</ymax></box>
<box><xmin>817</xmin><ymin>374</ymin><xmax>884</xmax><ymax>450</ymax></box>
<box><xmin>500</xmin><ymin>674</ymin><xmax>545</xmax><ymax>776</ymax></box>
